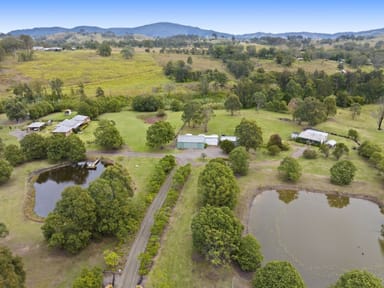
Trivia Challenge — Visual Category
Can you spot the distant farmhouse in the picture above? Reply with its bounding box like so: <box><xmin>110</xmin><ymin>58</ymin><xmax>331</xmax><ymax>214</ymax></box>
<box><xmin>292</xmin><ymin>129</ymin><xmax>336</xmax><ymax>147</ymax></box>
<box><xmin>52</xmin><ymin>115</ymin><xmax>90</xmax><ymax>136</ymax></box>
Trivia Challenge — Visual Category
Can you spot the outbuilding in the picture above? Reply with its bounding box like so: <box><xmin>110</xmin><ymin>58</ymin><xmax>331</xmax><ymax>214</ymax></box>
<box><xmin>26</xmin><ymin>122</ymin><xmax>46</xmax><ymax>132</ymax></box>
<box><xmin>176</xmin><ymin>134</ymin><xmax>205</xmax><ymax>149</ymax></box>
<box><xmin>296</xmin><ymin>129</ymin><xmax>328</xmax><ymax>145</ymax></box>
<box><xmin>200</xmin><ymin>134</ymin><xmax>219</xmax><ymax>146</ymax></box>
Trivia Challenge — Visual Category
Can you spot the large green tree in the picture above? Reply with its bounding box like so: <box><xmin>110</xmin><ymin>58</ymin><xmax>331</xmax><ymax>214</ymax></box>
<box><xmin>0</xmin><ymin>245</ymin><xmax>26</xmax><ymax>288</ymax></box>
<box><xmin>181</xmin><ymin>101</ymin><xmax>201</xmax><ymax>128</ymax></box>
<box><xmin>331</xmin><ymin>270</ymin><xmax>383</xmax><ymax>288</ymax></box>
<box><xmin>332</xmin><ymin>142</ymin><xmax>349</xmax><ymax>160</ymax></box>
<box><xmin>293</xmin><ymin>97</ymin><xmax>327</xmax><ymax>125</ymax></box>
<box><xmin>198</xmin><ymin>159</ymin><xmax>239</xmax><ymax>209</ymax></box>
<box><xmin>146</xmin><ymin>121</ymin><xmax>175</xmax><ymax>149</ymax></box>
<box><xmin>229</xmin><ymin>146</ymin><xmax>249</xmax><ymax>176</ymax></box>
<box><xmin>234</xmin><ymin>118</ymin><xmax>263</xmax><ymax>151</ymax></box>
<box><xmin>41</xmin><ymin>186</ymin><xmax>96</xmax><ymax>254</ymax></box>
<box><xmin>20</xmin><ymin>133</ymin><xmax>47</xmax><ymax>160</ymax></box>
<box><xmin>4</xmin><ymin>144</ymin><xmax>24</xmax><ymax>166</ymax></box>
<box><xmin>4</xmin><ymin>100</ymin><xmax>28</xmax><ymax>122</ymax></box>
<box><xmin>252</xmin><ymin>261</ymin><xmax>306</xmax><ymax>288</ymax></box>
<box><xmin>47</xmin><ymin>134</ymin><xmax>86</xmax><ymax>163</ymax></box>
<box><xmin>191</xmin><ymin>206</ymin><xmax>243</xmax><ymax>266</ymax></box>
<box><xmin>330</xmin><ymin>160</ymin><xmax>356</xmax><ymax>185</ymax></box>
<box><xmin>94</xmin><ymin>120</ymin><xmax>123</xmax><ymax>150</ymax></box>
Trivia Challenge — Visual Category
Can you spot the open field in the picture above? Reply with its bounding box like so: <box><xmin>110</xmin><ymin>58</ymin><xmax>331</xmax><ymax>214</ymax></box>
<box><xmin>0</xmin><ymin>50</ymin><xmax>171</xmax><ymax>98</ymax></box>
<box><xmin>0</xmin><ymin>156</ymin><xmax>157</xmax><ymax>288</ymax></box>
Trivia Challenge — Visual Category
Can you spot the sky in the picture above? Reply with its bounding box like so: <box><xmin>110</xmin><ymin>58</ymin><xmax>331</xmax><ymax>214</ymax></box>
<box><xmin>1</xmin><ymin>0</ymin><xmax>384</xmax><ymax>34</ymax></box>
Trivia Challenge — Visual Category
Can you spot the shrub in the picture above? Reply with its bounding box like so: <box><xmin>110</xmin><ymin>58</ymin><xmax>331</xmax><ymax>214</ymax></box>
<box><xmin>330</xmin><ymin>160</ymin><xmax>356</xmax><ymax>185</ymax></box>
<box><xmin>229</xmin><ymin>146</ymin><xmax>249</xmax><ymax>176</ymax></box>
<box><xmin>235</xmin><ymin>235</ymin><xmax>263</xmax><ymax>272</ymax></box>
<box><xmin>303</xmin><ymin>148</ymin><xmax>318</xmax><ymax>159</ymax></box>
<box><xmin>219</xmin><ymin>139</ymin><xmax>235</xmax><ymax>154</ymax></box>
<box><xmin>358</xmin><ymin>141</ymin><xmax>382</xmax><ymax>159</ymax></box>
<box><xmin>268</xmin><ymin>144</ymin><xmax>281</xmax><ymax>155</ymax></box>
<box><xmin>278</xmin><ymin>157</ymin><xmax>302</xmax><ymax>182</ymax></box>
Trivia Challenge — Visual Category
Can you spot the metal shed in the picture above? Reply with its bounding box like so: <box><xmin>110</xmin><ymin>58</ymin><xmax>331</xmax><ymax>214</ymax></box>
<box><xmin>176</xmin><ymin>135</ymin><xmax>205</xmax><ymax>149</ymax></box>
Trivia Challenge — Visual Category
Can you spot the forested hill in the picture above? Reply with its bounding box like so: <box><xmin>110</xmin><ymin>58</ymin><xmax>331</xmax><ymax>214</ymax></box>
<box><xmin>6</xmin><ymin>22</ymin><xmax>384</xmax><ymax>39</ymax></box>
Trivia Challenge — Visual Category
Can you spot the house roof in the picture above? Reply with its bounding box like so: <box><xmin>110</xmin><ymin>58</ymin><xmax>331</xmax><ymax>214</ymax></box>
<box><xmin>27</xmin><ymin>122</ymin><xmax>45</xmax><ymax>128</ymax></box>
<box><xmin>177</xmin><ymin>135</ymin><xmax>205</xmax><ymax>143</ymax></box>
<box><xmin>298</xmin><ymin>129</ymin><xmax>328</xmax><ymax>143</ymax></box>
<box><xmin>220</xmin><ymin>136</ymin><xmax>237</xmax><ymax>142</ymax></box>
<box><xmin>52</xmin><ymin>125</ymin><xmax>73</xmax><ymax>133</ymax></box>
<box><xmin>72</xmin><ymin>115</ymin><xmax>89</xmax><ymax>122</ymax></box>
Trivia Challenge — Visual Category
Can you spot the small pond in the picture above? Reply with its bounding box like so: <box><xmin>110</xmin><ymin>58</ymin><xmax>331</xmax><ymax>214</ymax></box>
<box><xmin>248</xmin><ymin>190</ymin><xmax>384</xmax><ymax>288</ymax></box>
<box><xmin>34</xmin><ymin>162</ymin><xmax>106</xmax><ymax>217</ymax></box>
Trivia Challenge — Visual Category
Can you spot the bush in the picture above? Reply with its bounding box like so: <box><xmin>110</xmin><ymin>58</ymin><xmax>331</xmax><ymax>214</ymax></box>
<box><xmin>330</xmin><ymin>160</ymin><xmax>356</xmax><ymax>185</ymax></box>
<box><xmin>0</xmin><ymin>159</ymin><xmax>13</xmax><ymax>184</ymax></box>
<box><xmin>268</xmin><ymin>144</ymin><xmax>281</xmax><ymax>155</ymax></box>
<box><xmin>132</xmin><ymin>95</ymin><xmax>164</xmax><ymax>112</ymax></box>
<box><xmin>358</xmin><ymin>141</ymin><xmax>382</xmax><ymax>159</ymax></box>
<box><xmin>0</xmin><ymin>222</ymin><xmax>9</xmax><ymax>238</ymax></box>
<box><xmin>219</xmin><ymin>139</ymin><xmax>235</xmax><ymax>154</ymax></box>
<box><xmin>331</xmin><ymin>270</ymin><xmax>383</xmax><ymax>288</ymax></box>
<box><xmin>235</xmin><ymin>235</ymin><xmax>263</xmax><ymax>272</ymax></box>
<box><xmin>303</xmin><ymin>148</ymin><xmax>318</xmax><ymax>159</ymax></box>
<box><xmin>4</xmin><ymin>144</ymin><xmax>25</xmax><ymax>166</ymax></box>
<box><xmin>229</xmin><ymin>146</ymin><xmax>249</xmax><ymax>176</ymax></box>
<box><xmin>278</xmin><ymin>157</ymin><xmax>302</xmax><ymax>182</ymax></box>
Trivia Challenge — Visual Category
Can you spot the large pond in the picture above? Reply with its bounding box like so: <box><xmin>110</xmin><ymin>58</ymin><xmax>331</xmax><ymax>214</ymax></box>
<box><xmin>34</xmin><ymin>162</ymin><xmax>106</xmax><ymax>217</ymax></box>
<box><xmin>248</xmin><ymin>190</ymin><xmax>384</xmax><ymax>288</ymax></box>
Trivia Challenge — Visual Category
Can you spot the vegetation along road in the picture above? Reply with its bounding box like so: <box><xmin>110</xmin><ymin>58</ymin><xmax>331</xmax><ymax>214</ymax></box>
<box><xmin>116</xmin><ymin>169</ymin><xmax>175</xmax><ymax>288</ymax></box>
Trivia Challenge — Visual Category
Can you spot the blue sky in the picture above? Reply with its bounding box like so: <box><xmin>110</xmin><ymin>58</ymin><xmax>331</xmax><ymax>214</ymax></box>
<box><xmin>1</xmin><ymin>0</ymin><xmax>383</xmax><ymax>34</ymax></box>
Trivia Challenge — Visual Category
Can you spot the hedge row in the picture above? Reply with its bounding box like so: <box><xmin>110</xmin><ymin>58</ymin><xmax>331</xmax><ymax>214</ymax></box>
<box><xmin>145</xmin><ymin>155</ymin><xmax>176</xmax><ymax>203</ymax></box>
<box><xmin>139</xmin><ymin>164</ymin><xmax>191</xmax><ymax>276</ymax></box>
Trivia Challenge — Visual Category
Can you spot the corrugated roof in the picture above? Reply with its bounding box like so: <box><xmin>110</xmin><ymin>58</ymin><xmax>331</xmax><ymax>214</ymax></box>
<box><xmin>177</xmin><ymin>135</ymin><xmax>205</xmax><ymax>143</ymax></box>
<box><xmin>27</xmin><ymin>122</ymin><xmax>45</xmax><ymax>128</ymax></box>
<box><xmin>298</xmin><ymin>129</ymin><xmax>328</xmax><ymax>143</ymax></box>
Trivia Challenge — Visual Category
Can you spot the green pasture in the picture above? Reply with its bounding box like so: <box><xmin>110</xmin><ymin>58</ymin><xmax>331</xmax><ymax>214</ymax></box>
<box><xmin>1</xmin><ymin>50</ymin><xmax>170</xmax><ymax>98</ymax></box>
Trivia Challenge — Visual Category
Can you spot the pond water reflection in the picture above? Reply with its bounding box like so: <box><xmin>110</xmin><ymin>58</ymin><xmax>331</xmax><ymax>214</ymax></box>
<box><xmin>248</xmin><ymin>190</ymin><xmax>384</xmax><ymax>288</ymax></box>
<box><xmin>34</xmin><ymin>163</ymin><xmax>106</xmax><ymax>217</ymax></box>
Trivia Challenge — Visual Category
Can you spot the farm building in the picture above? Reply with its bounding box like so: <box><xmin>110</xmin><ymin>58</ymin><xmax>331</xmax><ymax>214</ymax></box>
<box><xmin>52</xmin><ymin>115</ymin><xmax>90</xmax><ymax>136</ymax></box>
<box><xmin>294</xmin><ymin>129</ymin><xmax>328</xmax><ymax>145</ymax></box>
<box><xmin>220</xmin><ymin>135</ymin><xmax>238</xmax><ymax>144</ymax></box>
<box><xmin>200</xmin><ymin>134</ymin><xmax>219</xmax><ymax>146</ymax></box>
<box><xmin>26</xmin><ymin>122</ymin><xmax>46</xmax><ymax>132</ymax></box>
<box><xmin>176</xmin><ymin>134</ymin><xmax>205</xmax><ymax>149</ymax></box>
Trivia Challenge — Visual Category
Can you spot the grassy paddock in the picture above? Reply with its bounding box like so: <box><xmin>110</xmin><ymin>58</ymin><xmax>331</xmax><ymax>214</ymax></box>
<box><xmin>0</xmin><ymin>50</ymin><xmax>171</xmax><ymax>98</ymax></box>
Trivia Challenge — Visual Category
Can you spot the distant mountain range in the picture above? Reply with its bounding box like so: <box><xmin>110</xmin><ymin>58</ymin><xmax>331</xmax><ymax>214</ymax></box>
<box><xmin>6</xmin><ymin>22</ymin><xmax>384</xmax><ymax>39</ymax></box>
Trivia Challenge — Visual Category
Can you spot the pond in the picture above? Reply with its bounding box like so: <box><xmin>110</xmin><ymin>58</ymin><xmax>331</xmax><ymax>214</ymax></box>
<box><xmin>248</xmin><ymin>190</ymin><xmax>384</xmax><ymax>288</ymax></box>
<box><xmin>34</xmin><ymin>162</ymin><xmax>106</xmax><ymax>217</ymax></box>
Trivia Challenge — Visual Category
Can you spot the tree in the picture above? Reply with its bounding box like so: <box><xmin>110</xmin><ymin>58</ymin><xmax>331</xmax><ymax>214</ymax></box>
<box><xmin>293</xmin><ymin>97</ymin><xmax>327</xmax><ymax>125</ymax></box>
<box><xmin>146</xmin><ymin>121</ymin><xmax>175</xmax><ymax>149</ymax></box>
<box><xmin>103</xmin><ymin>250</ymin><xmax>120</xmax><ymax>270</ymax></box>
<box><xmin>132</xmin><ymin>95</ymin><xmax>164</xmax><ymax>112</ymax></box>
<box><xmin>200</xmin><ymin>104</ymin><xmax>214</xmax><ymax>133</ymax></box>
<box><xmin>324</xmin><ymin>95</ymin><xmax>337</xmax><ymax>117</ymax></box>
<box><xmin>47</xmin><ymin>135</ymin><xmax>86</xmax><ymax>163</ymax></box>
<box><xmin>252</xmin><ymin>261</ymin><xmax>305</xmax><ymax>288</ymax></box>
<box><xmin>330</xmin><ymin>160</ymin><xmax>356</xmax><ymax>185</ymax></box>
<box><xmin>187</xmin><ymin>56</ymin><xmax>193</xmax><ymax>65</ymax></box>
<box><xmin>234</xmin><ymin>235</ymin><xmax>263</xmax><ymax>272</ymax></box>
<box><xmin>278</xmin><ymin>157</ymin><xmax>302</xmax><ymax>182</ymax></box>
<box><xmin>0</xmin><ymin>245</ymin><xmax>26</xmax><ymax>288</ymax></box>
<box><xmin>374</xmin><ymin>97</ymin><xmax>384</xmax><ymax>130</ymax></box>
<box><xmin>72</xmin><ymin>267</ymin><xmax>103</xmax><ymax>288</ymax></box>
<box><xmin>0</xmin><ymin>222</ymin><xmax>9</xmax><ymax>238</ymax></box>
<box><xmin>120</xmin><ymin>46</ymin><xmax>134</xmax><ymax>59</ymax></box>
<box><xmin>254</xmin><ymin>91</ymin><xmax>266</xmax><ymax>110</ymax></box>
<box><xmin>235</xmin><ymin>118</ymin><xmax>263</xmax><ymax>151</ymax></box>
<box><xmin>94</xmin><ymin>120</ymin><xmax>123</xmax><ymax>150</ymax></box>
<box><xmin>350</xmin><ymin>102</ymin><xmax>362</xmax><ymax>120</ymax></box>
<box><xmin>95</xmin><ymin>87</ymin><xmax>105</xmax><ymax>97</ymax></box>
<box><xmin>358</xmin><ymin>141</ymin><xmax>382</xmax><ymax>159</ymax></box>
<box><xmin>224</xmin><ymin>95</ymin><xmax>242</xmax><ymax>116</ymax></box>
<box><xmin>41</xmin><ymin>186</ymin><xmax>96</xmax><ymax>254</ymax></box>
<box><xmin>229</xmin><ymin>146</ymin><xmax>249</xmax><ymax>176</ymax></box>
<box><xmin>332</xmin><ymin>142</ymin><xmax>349</xmax><ymax>160</ymax></box>
<box><xmin>331</xmin><ymin>270</ymin><xmax>383</xmax><ymax>288</ymax></box>
<box><xmin>319</xmin><ymin>143</ymin><xmax>330</xmax><ymax>158</ymax></box>
<box><xmin>348</xmin><ymin>129</ymin><xmax>359</xmax><ymax>142</ymax></box>
<box><xmin>198</xmin><ymin>160</ymin><xmax>239</xmax><ymax>209</ymax></box>
<box><xmin>219</xmin><ymin>139</ymin><xmax>235</xmax><ymax>154</ymax></box>
<box><xmin>4</xmin><ymin>144</ymin><xmax>24</xmax><ymax>166</ymax></box>
<box><xmin>181</xmin><ymin>101</ymin><xmax>201</xmax><ymax>128</ymax></box>
<box><xmin>97</xmin><ymin>42</ymin><xmax>112</xmax><ymax>57</ymax></box>
<box><xmin>4</xmin><ymin>100</ymin><xmax>28</xmax><ymax>122</ymax></box>
<box><xmin>49</xmin><ymin>78</ymin><xmax>64</xmax><ymax>102</ymax></box>
<box><xmin>191</xmin><ymin>206</ymin><xmax>243</xmax><ymax>266</ymax></box>
<box><xmin>20</xmin><ymin>133</ymin><xmax>47</xmax><ymax>160</ymax></box>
